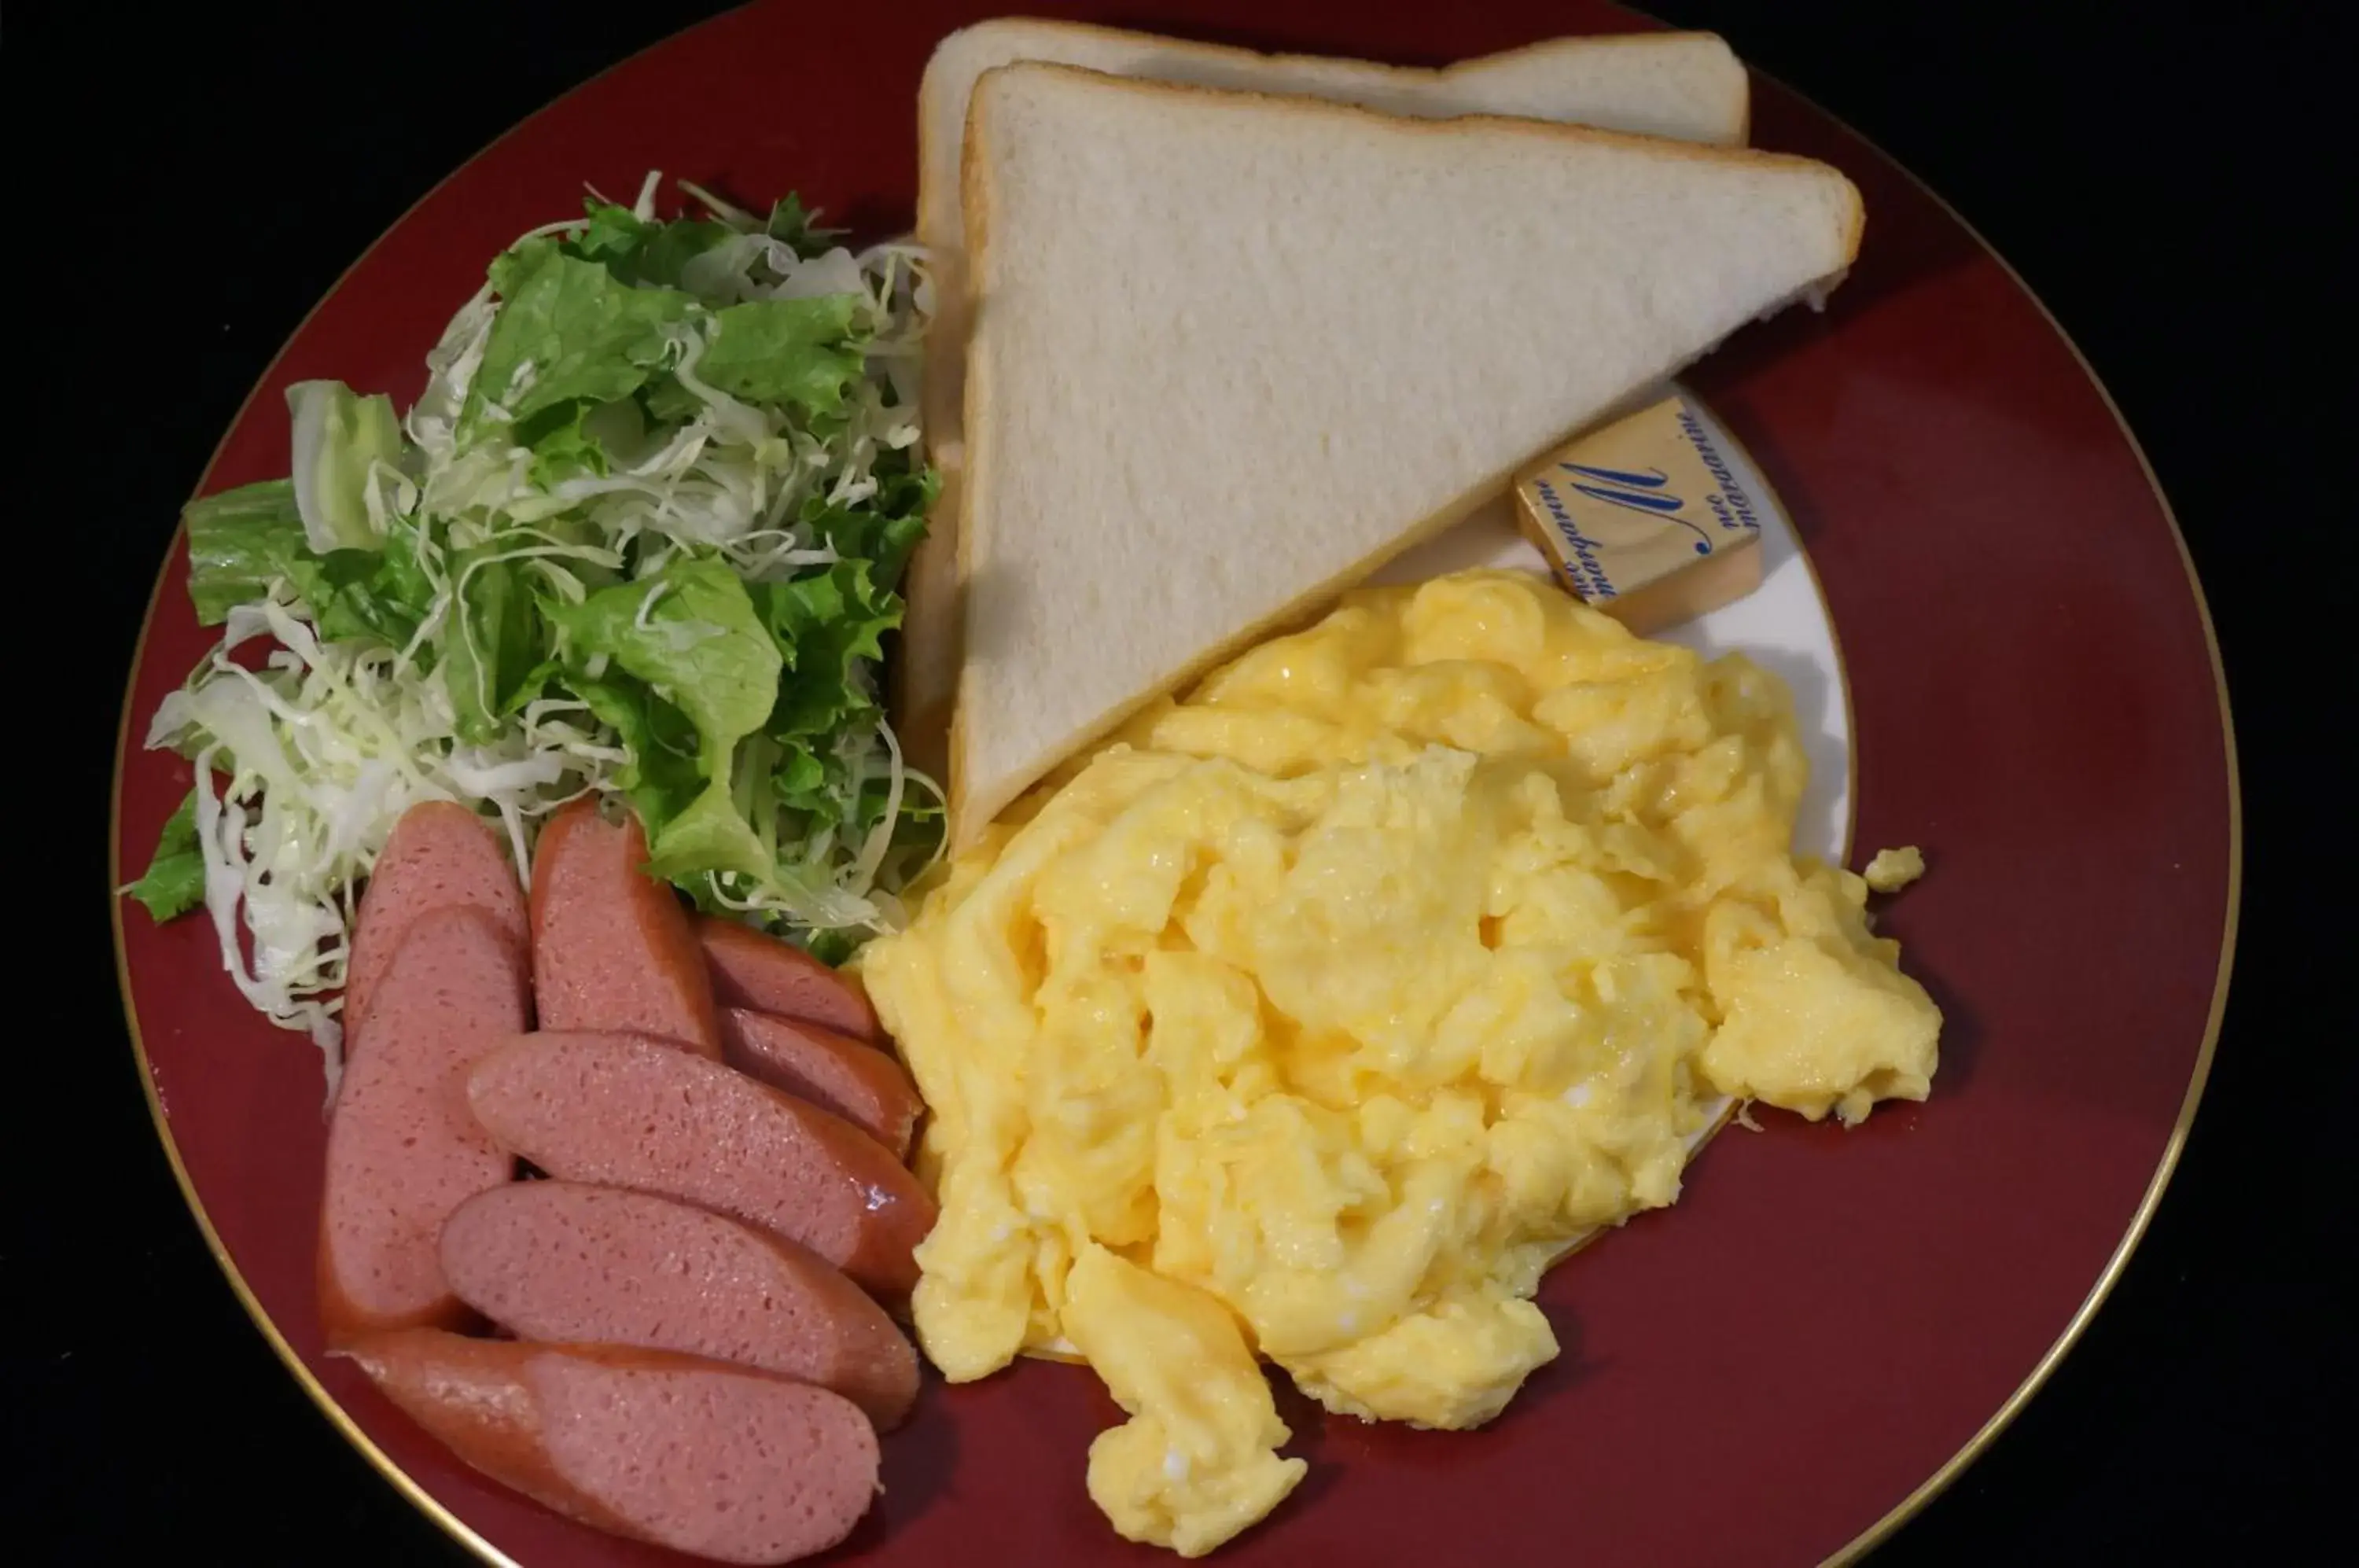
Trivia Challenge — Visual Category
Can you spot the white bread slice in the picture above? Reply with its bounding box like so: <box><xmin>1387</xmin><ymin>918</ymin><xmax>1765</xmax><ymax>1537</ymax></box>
<box><xmin>900</xmin><ymin>19</ymin><xmax>1750</xmax><ymax>773</ymax></box>
<box><xmin>949</xmin><ymin>63</ymin><xmax>1860</xmax><ymax>842</ymax></box>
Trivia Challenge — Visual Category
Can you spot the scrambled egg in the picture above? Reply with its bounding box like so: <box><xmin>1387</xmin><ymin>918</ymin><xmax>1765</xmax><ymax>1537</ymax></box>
<box><xmin>1864</xmin><ymin>844</ymin><xmax>1927</xmax><ymax>893</ymax></box>
<box><xmin>859</xmin><ymin>570</ymin><xmax>1941</xmax><ymax>1556</ymax></box>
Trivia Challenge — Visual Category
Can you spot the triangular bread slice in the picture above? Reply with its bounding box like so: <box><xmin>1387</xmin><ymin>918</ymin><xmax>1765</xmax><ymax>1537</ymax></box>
<box><xmin>951</xmin><ymin>65</ymin><xmax>1861</xmax><ymax>839</ymax></box>
<box><xmin>899</xmin><ymin>20</ymin><xmax>1751</xmax><ymax>774</ymax></box>
<box><xmin>947</xmin><ymin>63</ymin><xmax>1861</xmax><ymax>844</ymax></box>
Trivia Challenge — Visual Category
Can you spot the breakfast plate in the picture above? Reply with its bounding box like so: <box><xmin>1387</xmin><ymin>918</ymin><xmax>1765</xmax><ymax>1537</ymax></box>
<box><xmin>109</xmin><ymin>2</ymin><xmax>2236</xmax><ymax>1566</ymax></box>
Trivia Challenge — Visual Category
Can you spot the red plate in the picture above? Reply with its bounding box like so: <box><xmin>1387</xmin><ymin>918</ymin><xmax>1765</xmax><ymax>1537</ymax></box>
<box><xmin>108</xmin><ymin>2</ymin><xmax>2236</xmax><ymax>1564</ymax></box>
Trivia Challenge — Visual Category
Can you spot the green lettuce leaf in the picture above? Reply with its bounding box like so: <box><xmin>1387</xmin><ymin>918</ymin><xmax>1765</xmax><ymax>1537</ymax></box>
<box><xmin>565</xmin><ymin>201</ymin><xmax>734</xmax><ymax>291</ymax></box>
<box><xmin>749</xmin><ymin>560</ymin><xmax>901</xmax><ymax>740</ymax></box>
<box><xmin>637</xmin><ymin>374</ymin><xmax>704</xmax><ymax>425</ymax></box>
<box><xmin>373</xmin><ymin>511</ymin><xmax>440</xmax><ymax>618</ymax></box>
<box><xmin>622</xmin><ymin>218</ymin><xmax>737</xmax><ymax>291</ymax></box>
<box><xmin>572</xmin><ymin>675</ymin><xmax>706</xmax><ymax>835</ymax></box>
<box><xmin>563</xmin><ymin>202</ymin><xmax>650</xmax><ymax>268</ymax></box>
<box><xmin>696</xmin><ymin>296</ymin><xmax>866</xmax><ymax>414</ymax></box>
<box><xmin>469</xmin><ymin>240</ymin><xmax>695</xmax><ymax>432</ymax></box>
<box><xmin>270</xmin><ymin>508</ymin><xmax>438</xmax><ymax>651</ymax></box>
<box><xmin>285</xmin><ymin>550</ymin><xmax>421</xmax><ymax>651</ymax></box>
<box><xmin>443</xmin><ymin>550</ymin><xmax>543</xmax><ymax>742</ymax></box>
<box><xmin>804</xmin><ymin>927</ymin><xmax>860</xmax><ymax>966</ymax></box>
<box><xmin>125</xmin><ymin>788</ymin><xmax>207</xmax><ymax>922</ymax></box>
<box><xmin>185</xmin><ymin>478</ymin><xmax>436</xmax><ymax>646</ymax></box>
<box><xmin>643</xmin><ymin>775</ymin><xmax>774</xmax><ymax>885</ymax></box>
<box><xmin>183</xmin><ymin>480</ymin><xmax>308</xmax><ymax>625</ymax></box>
<box><xmin>797</xmin><ymin>460</ymin><xmax>935</xmax><ymax>591</ymax></box>
<box><xmin>771</xmin><ymin>748</ymin><xmax>829</xmax><ymax>814</ymax></box>
<box><xmin>550</xmin><ymin>555</ymin><xmax>780</xmax><ymax>761</ymax></box>
<box><xmin>764</xmin><ymin>193</ymin><xmax>843</xmax><ymax>259</ymax></box>
<box><xmin>512</xmin><ymin>397</ymin><xmax>612</xmax><ymax>485</ymax></box>
<box><xmin>286</xmin><ymin>380</ymin><xmax>403</xmax><ymax>554</ymax></box>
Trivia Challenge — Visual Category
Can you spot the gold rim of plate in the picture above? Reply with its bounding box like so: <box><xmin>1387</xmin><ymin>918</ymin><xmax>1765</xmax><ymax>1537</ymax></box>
<box><xmin>105</xmin><ymin>16</ymin><xmax>2239</xmax><ymax>1567</ymax></box>
<box><xmin>1709</xmin><ymin>41</ymin><xmax>2244</xmax><ymax>1568</ymax></box>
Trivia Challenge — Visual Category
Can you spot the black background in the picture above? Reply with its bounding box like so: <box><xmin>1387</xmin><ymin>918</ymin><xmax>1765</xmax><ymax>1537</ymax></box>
<box><xmin>12</xmin><ymin>1</ymin><xmax>2342</xmax><ymax>1561</ymax></box>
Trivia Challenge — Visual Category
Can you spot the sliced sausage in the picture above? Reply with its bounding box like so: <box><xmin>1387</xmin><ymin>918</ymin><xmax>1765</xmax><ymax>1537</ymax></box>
<box><xmin>318</xmin><ymin>907</ymin><xmax>529</xmax><ymax>1345</ymax></box>
<box><xmin>529</xmin><ymin>797</ymin><xmax>719</xmax><ymax>1058</ymax></box>
<box><xmin>344</xmin><ymin>801</ymin><xmax>525</xmax><ymax>1055</ymax></box>
<box><xmin>340</xmin><ymin>1328</ymin><xmax>878</xmax><ymax>1565</ymax></box>
<box><xmin>440</xmin><ymin>1181</ymin><xmax>919</xmax><ymax>1429</ymax></box>
<box><xmin>697</xmin><ymin>915</ymin><xmax>881</xmax><ymax>1043</ymax></box>
<box><xmin>467</xmin><ymin>1031</ymin><xmax>935</xmax><ymax>1299</ymax></box>
<box><xmin>720</xmin><ymin>1007</ymin><xmax>922</xmax><ymax>1160</ymax></box>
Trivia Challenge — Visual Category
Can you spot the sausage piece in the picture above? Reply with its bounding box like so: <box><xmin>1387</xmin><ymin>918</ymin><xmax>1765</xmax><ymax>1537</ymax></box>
<box><xmin>440</xmin><ymin>1181</ymin><xmax>919</xmax><ymax>1429</ymax></box>
<box><xmin>467</xmin><ymin>1032</ymin><xmax>936</xmax><ymax>1298</ymax></box>
<box><xmin>720</xmin><ymin>1007</ymin><xmax>922</xmax><ymax>1161</ymax></box>
<box><xmin>341</xmin><ymin>1328</ymin><xmax>878</xmax><ymax>1565</ymax></box>
<box><xmin>530</xmin><ymin>798</ymin><xmax>719</xmax><ymax>1057</ymax></box>
<box><xmin>344</xmin><ymin>802</ymin><xmax>525</xmax><ymax>1055</ymax></box>
<box><xmin>697</xmin><ymin>915</ymin><xmax>881</xmax><ymax>1044</ymax></box>
<box><xmin>318</xmin><ymin>907</ymin><xmax>529</xmax><ymax>1345</ymax></box>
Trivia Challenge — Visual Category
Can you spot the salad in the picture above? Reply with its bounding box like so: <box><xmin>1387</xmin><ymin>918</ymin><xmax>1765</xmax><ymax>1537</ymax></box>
<box><xmin>124</xmin><ymin>175</ymin><xmax>940</xmax><ymax>1090</ymax></box>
